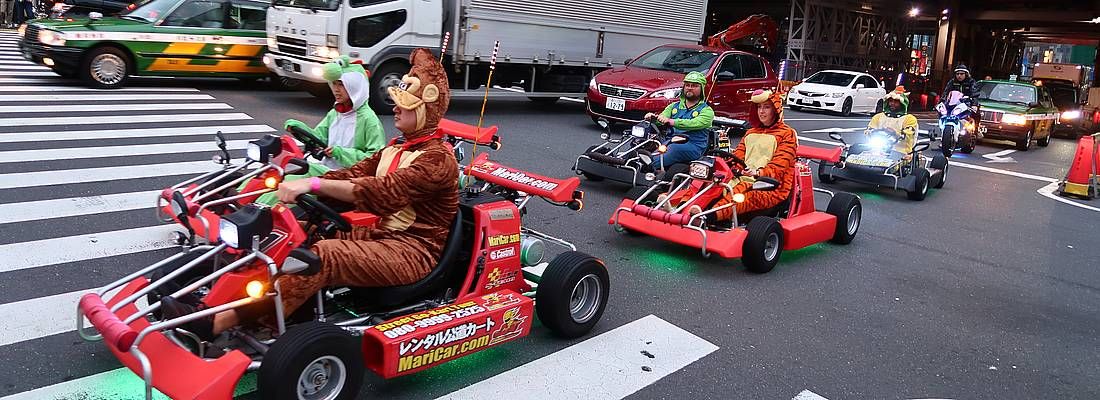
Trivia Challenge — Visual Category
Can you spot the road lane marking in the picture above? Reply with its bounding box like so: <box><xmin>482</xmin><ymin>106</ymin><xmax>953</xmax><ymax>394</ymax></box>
<box><xmin>436</xmin><ymin>315</ymin><xmax>718</xmax><ymax>400</ymax></box>
<box><xmin>0</xmin><ymin>225</ymin><xmax>179</xmax><ymax>274</ymax></box>
<box><xmin>0</xmin><ymin>93</ymin><xmax>214</xmax><ymax>101</ymax></box>
<box><xmin>0</xmin><ymin>102</ymin><xmax>232</xmax><ymax>113</ymax></box>
<box><xmin>0</xmin><ymin>190</ymin><xmax>160</xmax><ymax>224</ymax></box>
<box><xmin>0</xmin><ymin>124</ymin><xmax>274</xmax><ymax>143</ymax></box>
<box><xmin>0</xmin><ymin>139</ymin><xmax>251</xmax><ymax>163</ymax></box>
<box><xmin>0</xmin><ymin>160</ymin><xmax>221</xmax><ymax>189</ymax></box>
<box><xmin>0</xmin><ymin>112</ymin><xmax>252</xmax><ymax>127</ymax></box>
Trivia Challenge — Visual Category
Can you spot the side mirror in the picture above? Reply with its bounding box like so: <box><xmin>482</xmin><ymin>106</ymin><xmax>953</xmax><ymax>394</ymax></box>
<box><xmin>285</xmin><ymin>158</ymin><xmax>310</xmax><ymax>175</ymax></box>
<box><xmin>88</xmin><ymin>12</ymin><xmax>103</xmax><ymax>20</ymax></box>
<box><xmin>623</xmin><ymin>58</ymin><xmax>633</xmax><ymax>65</ymax></box>
<box><xmin>752</xmin><ymin>177</ymin><xmax>780</xmax><ymax>191</ymax></box>
<box><xmin>717</xmin><ymin>71</ymin><xmax>736</xmax><ymax>82</ymax></box>
<box><xmin>282</xmin><ymin>248</ymin><xmax>321</xmax><ymax>275</ymax></box>
<box><xmin>828</xmin><ymin>132</ymin><xmax>844</xmax><ymax>142</ymax></box>
<box><xmin>855</xmin><ymin>84</ymin><xmax>866</xmax><ymax>89</ymax></box>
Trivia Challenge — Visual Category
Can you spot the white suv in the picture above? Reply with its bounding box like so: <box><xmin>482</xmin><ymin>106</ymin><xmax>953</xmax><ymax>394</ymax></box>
<box><xmin>787</xmin><ymin>70</ymin><xmax>888</xmax><ymax>117</ymax></box>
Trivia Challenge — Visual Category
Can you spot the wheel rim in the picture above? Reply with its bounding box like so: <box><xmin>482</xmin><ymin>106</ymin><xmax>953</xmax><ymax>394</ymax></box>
<box><xmin>568</xmin><ymin>274</ymin><xmax>602</xmax><ymax>324</ymax></box>
<box><xmin>921</xmin><ymin>177</ymin><xmax>929</xmax><ymax>194</ymax></box>
<box><xmin>941</xmin><ymin>164</ymin><xmax>948</xmax><ymax>184</ymax></box>
<box><xmin>297</xmin><ymin>355</ymin><xmax>347</xmax><ymax>400</ymax></box>
<box><xmin>846</xmin><ymin>205</ymin><xmax>861</xmax><ymax>235</ymax></box>
<box><xmin>764</xmin><ymin>232</ymin><xmax>780</xmax><ymax>261</ymax></box>
<box><xmin>378</xmin><ymin>72</ymin><xmax>402</xmax><ymax>107</ymax></box>
<box><xmin>843</xmin><ymin>100</ymin><xmax>851</xmax><ymax>115</ymax></box>
<box><xmin>90</xmin><ymin>53</ymin><xmax>125</xmax><ymax>85</ymax></box>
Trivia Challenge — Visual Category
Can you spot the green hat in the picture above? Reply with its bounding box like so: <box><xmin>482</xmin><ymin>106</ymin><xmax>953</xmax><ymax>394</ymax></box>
<box><xmin>683</xmin><ymin>71</ymin><xmax>707</xmax><ymax>86</ymax></box>
<box><xmin>321</xmin><ymin>55</ymin><xmax>367</xmax><ymax>82</ymax></box>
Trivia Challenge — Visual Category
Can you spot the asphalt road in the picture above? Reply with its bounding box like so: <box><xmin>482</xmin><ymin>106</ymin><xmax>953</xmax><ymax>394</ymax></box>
<box><xmin>1</xmin><ymin>32</ymin><xmax>1098</xmax><ymax>399</ymax></box>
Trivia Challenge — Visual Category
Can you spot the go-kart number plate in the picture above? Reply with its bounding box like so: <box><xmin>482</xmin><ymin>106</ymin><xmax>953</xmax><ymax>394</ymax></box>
<box><xmin>606</xmin><ymin>97</ymin><xmax>626</xmax><ymax>112</ymax></box>
<box><xmin>846</xmin><ymin>153</ymin><xmax>894</xmax><ymax>168</ymax></box>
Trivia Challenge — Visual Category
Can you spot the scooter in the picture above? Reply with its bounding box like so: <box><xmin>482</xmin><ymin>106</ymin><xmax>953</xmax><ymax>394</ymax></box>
<box><xmin>935</xmin><ymin>90</ymin><xmax>979</xmax><ymax>157</ymax></box>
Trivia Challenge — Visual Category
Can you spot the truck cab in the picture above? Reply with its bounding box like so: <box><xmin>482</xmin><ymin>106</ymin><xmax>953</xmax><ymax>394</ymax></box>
<box><xmin>263</xmin><ymin>0</ymin><xmax>440</xmax><ymax>109</ymax></box>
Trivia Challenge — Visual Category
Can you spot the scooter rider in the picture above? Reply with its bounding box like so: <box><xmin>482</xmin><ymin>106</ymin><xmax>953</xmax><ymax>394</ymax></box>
<box><xmin>942</xmin><ymin>64</ymin><xmax>979</xmax><ymax>98</ymax></box>
<box><xmin>643</xmin><ymin>71</ymin><xmax>715</xmax><ymax>172</ymax></box>
<box><xmin>866</xmin><ymin>86</ymin><xmax>918</xmax><ymax>158</ymax></box>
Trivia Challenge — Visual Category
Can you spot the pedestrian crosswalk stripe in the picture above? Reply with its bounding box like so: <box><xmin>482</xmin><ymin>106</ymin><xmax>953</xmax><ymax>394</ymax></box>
<box><xmin>0</xmin><ymin>93</ymin><xmax>215</xmax><ymax>101</ymax></box>
<box><xmin>0</xmin><ymin>112</ymin><xmax>252</xmax><ymax>127</ymax></box>
<box><xmin>0</xmin><ymin>139</ymin><xmax>252</xmax><ymax>163</ymax></box>
<box><xmin>0</xmin><ymin>160</ymin><xmax>222</xmax><ymax>189</ymax></box>
<box><xmin>0</xmin><ymin>224</ymin><xmax>179</xmax><ymax>274</ymax></box>
<box><xmin>0</xmin><ymin>64</ymin><xmax>48</xmax><ymax>70</ymax></box>
<box><xmin>0</xmin><ymin>86</ymin><xmax>199</xmax><ymax>92</ymax></box>
<box><xmin>0</xmin><ymin>71</ymin><xmax>56</xmax><ymax>76</ymax></box>
<box><xmin>0</xmin><ymin>190</ymin><xmax>161</xmax><ymax>224</ymax></box>
<box><xmin>0</xmin><ymin>290</ymin><xmax>89</xmax><ymax>347</ymax></box>
<box><xmin>0</xmin><ymin>124</ymin><xmax>274</xmax><ymax>143</ymax></box>
<box><xmin>0</xmin><ymin>102</ymin><xmax>232</xmax><ymax>113</ymax></box>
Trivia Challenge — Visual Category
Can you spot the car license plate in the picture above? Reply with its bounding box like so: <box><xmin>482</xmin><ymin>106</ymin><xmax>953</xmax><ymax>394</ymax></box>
<box><xmin>281</xmin><ymin>61</ymin><xmax>294</xmax><ymax>72</ymax></box>
<box><xmin>978</xmin><ymin>125</ymin><xmax>988</xmax><ymax>134</ymax></box>
<box><xmin>606</xmin><ymin>97</ymin><xmax>626</xmax><ymax>112</ymax></box>
<box><xmin>847</xmin><ymin>154</ymin><xmax>894</xmax><ymax>168</ymax></box>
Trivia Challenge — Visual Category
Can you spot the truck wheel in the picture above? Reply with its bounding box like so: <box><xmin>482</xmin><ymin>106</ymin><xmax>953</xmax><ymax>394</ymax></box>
<box><xmin>1015</xmin><ymin>129</ymin><xmax>1033</xmax><ymax>151</ymax></box>
<box><xmin>271</xmin><ymin>74</ymin><xmax>303</xmax><ymax>90</ymax></box>
<box><xmin>930</xmin><ymin>155</ymin><xmax>948</xmax><ymax>189</ymax></box>
<box><xmin>825</xmin><ymin>192</ymin><xmax>861</xmax><ymax>244</ymax></box>
<box><xmin>940</xmin><ymin>125</ymin><xmax>955</xmax><ymax>158</ymax></box>
<box><xmin>80</xmin><ymin>46</ymin><xmax>129</xmax><ymax>89</ymax></box>
<box><xmin>906</xmin><ymin>168</ymin><xmax>930</xmax><ymax>201</ymax></box>
<box><xmin>258</xmin><ymin>321</ymin><xmax>363</xmax><ymax>400</ymax></box>
<box><xmin>817</xmin><ymin>161</ymin><xmax>837</xmax><ymax>183</ymax></box>
<box><xmin>369</xmin><ymin>61</ymin><xmax>408</xmax><ymax>115</ymax></box>
<box><xmin>536</xmin><ymin>251</ymin><xmax>609</xmax><ymax>339</ymax></box>
<box><xmin>743</xmin><ymin>217</ymin><xmax>783</xmax><ymax>273</ymax></box>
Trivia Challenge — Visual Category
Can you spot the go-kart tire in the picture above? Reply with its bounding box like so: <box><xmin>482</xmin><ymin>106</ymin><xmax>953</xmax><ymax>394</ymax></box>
<box><xmin>258</xmin><ymin>321</ymin><xmax>364</xmax><ymax>400</ymax></box>
<box><xmin>825</xmin><ymin>192</ymin><xmax>861</xmax><ymax>244</ymax></box>
<box><xmin>906</xmin><ymin>168</ymin><xmax>931</xmax><ymax>201</ymax></box>
<box><xmin>817</xmin><ymin>162</ymin><xmax>837</xmax><ymax>184</ymax></box>
<box><xmin>930</xmin><ymin>155</ymin><xmax>949</xmax><ymax>189</ymax></box>
<box><xmin>145</xmin><ymin>251</ymin><xmax>216</xmax><ymax>318</ymax></box>
<box><xmin>940</xmin><ymin>126</ymin><xmax>955</xmax><ymax>158</ymax></box>
<box><xmin>742</xmin><ymin>217</ymin><xmax>783</xmax><ymax>273</ymax></box>
<box><xmin>536</xmin><ymin>251</ymin><xmax>610</xmax><ymax>339</ymax></box>
<box><xmin>660</xmin><ymin>163</ymin><xmax>690</xmax><ymax>182</ymax></box>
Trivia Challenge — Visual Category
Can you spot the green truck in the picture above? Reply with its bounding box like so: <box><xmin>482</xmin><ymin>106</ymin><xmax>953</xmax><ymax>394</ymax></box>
<box><xmin>18</xmin><ymin>0</ymin><xmax>270</xmax><ymax>88</ymax></box>
<box><xmin>976</xmin><ymin>79</ymin><xmax>1060</xmax><ymax>151</ymax></box>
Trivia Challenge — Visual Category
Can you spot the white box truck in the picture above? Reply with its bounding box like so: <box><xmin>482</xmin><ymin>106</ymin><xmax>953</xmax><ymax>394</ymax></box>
<box><xmin>263</xmin><ymin>0</ymin><xmax>708</xmax><ymax>111</ymax></box>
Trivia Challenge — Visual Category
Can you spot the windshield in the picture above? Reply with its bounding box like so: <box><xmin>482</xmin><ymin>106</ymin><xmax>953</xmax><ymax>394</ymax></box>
<box><xmin>124</xmin><ymin>0</ymin><xmax>175</xmax><ymax>22</ymax></box>
<box><xmin>804</xmin><ymin>72</ymin><xmax>856</xmax><ymax>86</ymax></box>
<box><xmin>273</xmin><ymin>0</ymin><xmax>339</xmax><ymax>11</ymax></box>
<box><xmin>1045</xmin><ymin>83</ymin><xmax>1078</xmax><ymax>109</ymax></box>
<box><xmin>977</xmin><ymin>82</ymin><xmax>1036</xmax><ymax>105</ymax></box>
<box><xmin>631</xmin><ymin>47</ymin><xmax>720</xmax><ymax>74</ymax></box>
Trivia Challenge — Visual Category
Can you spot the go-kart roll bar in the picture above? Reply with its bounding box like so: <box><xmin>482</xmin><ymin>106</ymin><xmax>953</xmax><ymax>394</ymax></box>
<box><xmin>122</xmin><ymin>249</ymin><xmax>257</xmax><ymax>325</ymax></box>
<box><xmin>194</xmin><ymin>188</ymin><xmax>276</xmax><ymax>239</ymax></box>
<box><xmin>181</xmin><ymin>162</ymin><xmax>254</xmax><ymax>197</ymax></box>
<box><xmin>111</xmin><ymin>243</ymin><xmax>231</xmax><ymax>314</ymax></box>
<box><xmin>77</xmin><ymin>246</ymin><xmax>218</xmax><ymax>342</ymax></box>
<box><xmin>192</xmin><ymin>163</ymin><xmax>283</xmax><ymax>203</ymax></box>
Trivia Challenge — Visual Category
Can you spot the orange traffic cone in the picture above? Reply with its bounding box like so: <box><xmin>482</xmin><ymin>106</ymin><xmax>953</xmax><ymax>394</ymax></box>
<box><xmin>1058</xmin><ymin>134</ymin><xmax>1098</xmax><ymax>199</ymax></box>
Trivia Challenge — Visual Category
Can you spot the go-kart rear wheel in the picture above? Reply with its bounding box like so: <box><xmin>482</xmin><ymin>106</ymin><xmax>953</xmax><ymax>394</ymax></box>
<box><xmin>743</xmin><ymin>217</ymin><xmax>783</xmax><ymax>273</ymax></box>
<box><xmin>825</xmin><ymin>192</ymin><xmax>861</xmax><ymax>244</ymax></box>
<box><xmin>906</xmin><ymin>168</ymin><xmax>931</xmax><ymax>201</ymax></box>
<box><xmin>536</xmin><ymin>251</ymin><xmax>609</xmax><ymax>339</ymax></box>
<box><xmin>817</xmin><ymin>162</ymin><xmax>837</xmax><ymax>184</ymax></box>
<box><xmin>258</xmin><ymin>321</ymin><xmax>364</xmax><ymax>400</ymax></box>
<box><xmin>930</xmin><ymin>155</ymin><xmax>949</xmax><ymax>189</ymax></box>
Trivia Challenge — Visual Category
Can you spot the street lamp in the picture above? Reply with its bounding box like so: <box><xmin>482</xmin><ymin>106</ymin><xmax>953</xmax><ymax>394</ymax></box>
<box><xmin>908</xmin><ymin>7</ymin><xmax>919</xmax><ymax>17</ymax></box>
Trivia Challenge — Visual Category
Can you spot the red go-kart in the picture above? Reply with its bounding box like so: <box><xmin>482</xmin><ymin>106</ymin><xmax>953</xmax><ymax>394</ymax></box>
<box><xmin>76</xmin><ymin>150</ymin><xmax>602</xmax><ymax>400</ymax></box>
<box><xmin>156</xmin><ymin>119</ymin><xmax>503</xmax><ymax>245</ymax></box>
<box><xmin>610</xmin><ymin>145</ymin><xmax>862</xmax><ymax>273</ymax></box>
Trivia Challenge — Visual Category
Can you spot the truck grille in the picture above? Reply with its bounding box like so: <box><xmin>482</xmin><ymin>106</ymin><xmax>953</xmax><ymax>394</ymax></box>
<box><xmin>981</xmin><ymin>110</ymin><xmax>1002</xmax><ymax>123</ymax></box>
<box><xmin>276</xmin><ymin>36</ymin><xmax>308</xmax><ymax>57</ymax></box>
<box><xmin>23</xmin><ymin>25</ymin><xmax>40</xmax><ymax>44</ymax></box>
<box><xmin>599</xmin><ymin>84</ymin><xmax>645</xmax><ymax>100</ymax></box>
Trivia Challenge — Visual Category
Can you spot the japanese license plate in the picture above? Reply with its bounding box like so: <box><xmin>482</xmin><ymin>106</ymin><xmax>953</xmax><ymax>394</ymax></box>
<box><xmin>605</xmin><ymin>97</ymin><xmax>626</xmax><ymax>112</ymax></box>
<box><xmin>978</xmin><ymin>125</ymin><xmax>988</xmax><ymax>134</ymax></box>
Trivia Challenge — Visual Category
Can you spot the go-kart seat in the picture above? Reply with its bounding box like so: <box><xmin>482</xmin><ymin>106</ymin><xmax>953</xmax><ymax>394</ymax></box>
<box><xmin>348</xmin><ymin>208</ymin><xmax>465</xmax><ymax>308</ymax></box>
<box><xmin>734</xmin><ymin>195</ymin><xmax>792</xmax><ymax>224</ymax></box>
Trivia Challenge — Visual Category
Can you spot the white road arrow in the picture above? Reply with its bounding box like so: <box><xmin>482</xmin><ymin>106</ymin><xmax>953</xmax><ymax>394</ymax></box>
<box><xmin>982</xmin><ymin>149</ymin><xmax>1017</xmax><ymax>163</ymax></box>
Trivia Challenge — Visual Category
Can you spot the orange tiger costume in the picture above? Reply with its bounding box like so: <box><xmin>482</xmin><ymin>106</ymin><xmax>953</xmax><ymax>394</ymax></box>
<box><xmin>711</xmin><ymin>89</ymin><xmax>798</xmax><ymax>221</ymax></box>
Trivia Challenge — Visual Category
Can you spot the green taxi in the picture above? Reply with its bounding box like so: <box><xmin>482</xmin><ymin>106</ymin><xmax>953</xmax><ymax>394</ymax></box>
<box><xmin>975</xmin><ymin>79</ymin><xmax>1060</xmax><ymax>151</ymax></box>
<box><xmin>18</xmin><ymin>0</ymin><xmax>270</xmax><ymax>88</ymax></box>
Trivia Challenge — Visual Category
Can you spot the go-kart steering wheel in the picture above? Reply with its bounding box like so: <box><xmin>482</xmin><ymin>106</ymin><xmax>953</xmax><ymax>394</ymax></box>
<box><xmin>287</xmin><ymin>125</ymin><xmax>328</xmax><ymax>159</ymax></box>
<box><xmin>706</xmin><ymin>149</ymin><xmax>746</xmax><ymax>167</ymax></box>
<box><xmin>295</xmin><ymin>194</ymin><xmax>352</xmax><ymax>232</ymax></box>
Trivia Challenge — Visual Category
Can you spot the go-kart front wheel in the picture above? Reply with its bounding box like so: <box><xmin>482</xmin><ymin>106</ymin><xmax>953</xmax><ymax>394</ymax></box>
<box><xmin>536</xmin><ymin>251</ymin><xmax>610</xmax><ymax>339</ymax></box>
<box><xmin>258</xmin><ymin>321</ymin><xmax>364</xmax><ymax>400</ymax></box>
<box><xmin>825</xmin><ymin>192</ymin><xmax>861</xmax><ymax>244</ymax></box>
<box><xmin>743</xmin><ymin>217</ymin><xmax>783</xmax><ymax>273</ymax></box>
<box><xmin>906</xmin><ymin>168</ymin><xmax>931</xmax><ymax>201</ymax></box>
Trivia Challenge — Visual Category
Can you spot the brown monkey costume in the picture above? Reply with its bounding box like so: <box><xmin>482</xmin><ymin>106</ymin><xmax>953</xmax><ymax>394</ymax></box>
<box><xmin>266</xmin><ymin>48</ymin><xmax>459</xmax><ymax>318</ymax></box>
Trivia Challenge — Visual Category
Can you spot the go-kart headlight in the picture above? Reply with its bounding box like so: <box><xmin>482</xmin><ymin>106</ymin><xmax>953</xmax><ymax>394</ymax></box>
<box><xmin>38</xmin><ymin>29</ymin><xmax>66</xmax><ymax>46</ymax></box>
<box><xmin>1001</xmin><ymin>114</ymin><xmax>1027</xmax><ymax>126</ymax></box>
<box><xmin>649</xmin><ymin>88</ymin><xmax>681</xmax><ymax>99</ymax></box>
<box><xmin>689</xmin><ymin>159</ymin><xmax>714</xmax><ymax>180</ymax></box>
<box><xmin>1061</xmin><ymin>110</ymin><xmax>1081</xmax><ymax>120</ymax></box>
<box><xmin>868</xmin><ymin>135</ymin><xmax>891</xmax><ymax>151</ymax></box>
<box><xmin>631</xmin><ymin>125</ymin><xmax>646</xmax><ymax>138</ymax></box>
<box><xmin>219</xmin><ymin>205</ymin><xmax>273</xmax><ymax>249</ymax></box>
<box><xmin>17</xmin><ymin>24</ymin><xmax>27</xmax><ymax>38</ymax></box>
<box><xmin>246</xmin><ymin>134</ymin><xmax>282</xmax><ymax>163</ymax></box>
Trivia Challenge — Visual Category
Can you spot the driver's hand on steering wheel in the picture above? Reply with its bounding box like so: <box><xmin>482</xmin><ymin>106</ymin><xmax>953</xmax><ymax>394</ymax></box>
<box><xmin>644</xmin><ymin>112</ymin><xmax>657</xmax><ymax>121</ymax></box>
<box><xmin>323</xmin><ymin>146</ymin><xmax>335</xmax><ymax>157</ymax></box>
<box><xmin>656</xmin><ymin>115</ymin><xmax>673</xmax><ymax>126</ymax></box>
<box><xmin>276</xmin><ymin>179</ymin><xmax>314</xmax><ymax>203</ymax></box>
<box><xmin>744</xmin><ymin>168</ymin><xmax>760</xmax><ymax>177</ymax></box>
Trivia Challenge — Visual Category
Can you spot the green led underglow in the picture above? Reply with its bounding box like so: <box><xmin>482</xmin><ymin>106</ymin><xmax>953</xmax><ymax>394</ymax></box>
<box><xmin>632</xmin><ymin>247</ymin><xmax>700</xmax><ymax>275</ymax></box>
<box><xmin>779</xmin><ymin>243</ymin><xmax>829</xmax><ymax>264</ymax></box>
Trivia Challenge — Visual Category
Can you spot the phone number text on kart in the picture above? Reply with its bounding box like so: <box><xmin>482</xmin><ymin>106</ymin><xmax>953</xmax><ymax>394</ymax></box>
<box><xmin>376</xmin><ymin>302</ymin><xmax>487</xmax><ymax>339</ymax></box>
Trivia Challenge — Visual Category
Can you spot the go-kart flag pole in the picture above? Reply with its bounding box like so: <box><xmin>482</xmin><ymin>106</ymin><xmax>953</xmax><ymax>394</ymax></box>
<box><xmin>465</xmin><ymin>40</ymin><xmax>499</xmax><ymax>179</ymax></box>
<box><xmin>439</xmin><ymin>32</ymin><xmax>451</xmax><ymax>62</ymax></box>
